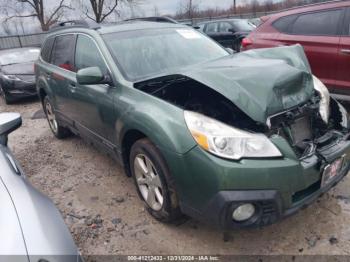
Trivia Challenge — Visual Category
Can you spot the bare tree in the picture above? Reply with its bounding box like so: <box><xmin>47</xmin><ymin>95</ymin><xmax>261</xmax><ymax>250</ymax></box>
<box><xmin>1</xmin><ymin>0</ymin><xmax>72</xmax><ymax>31</ymax></box>
<box><xmin>79</xmin><ymin>0</ymin><xmax>140</xmax><ymax>23</ymax></box>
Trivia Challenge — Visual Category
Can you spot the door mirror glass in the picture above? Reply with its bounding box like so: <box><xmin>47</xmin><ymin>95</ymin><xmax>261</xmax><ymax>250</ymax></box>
<box><xmin>76</xmin><ymin>67</ymin><xmax>107</xmax><ymax>85</ymax></box>
<box><xmin>0</xmin><ymin>113</ymin><xmax>22</xmax><ymax>136</ymax></box>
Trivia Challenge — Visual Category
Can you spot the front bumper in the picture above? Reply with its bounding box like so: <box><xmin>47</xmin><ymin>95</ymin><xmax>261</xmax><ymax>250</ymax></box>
<box><xmin>192</xmin><ymin>162</ymin><xmax>349</xmax><ymax>229</ymax></box>
<box><xmin>2</xmin><ymin>80</ymin><xmax>37</xmax><ymax>98</ymax></box>
<box><xmin>164</xmin><ymin>132</ymin><xmax>350</xmax><ymax>229</ymax></box>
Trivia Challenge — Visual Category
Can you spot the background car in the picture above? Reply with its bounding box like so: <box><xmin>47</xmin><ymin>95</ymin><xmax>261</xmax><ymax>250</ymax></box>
<box><xmin>196</xmin><ymin>18</ymin><xmax>255</xmax><ymax>51</ymax></box>
<box><xmin>0</xmin><ymin>47</ymin><xmax>40</xmax><ymax>104</ymax></box>
<box><xmin>242</xmin><ymin>0</ymin><xmax>350</xmax><ymax>101</ymax></box>
<box><xmin>0</xmin><ymin>112</ymin><xmax>81</xmax><ymax>261</ymax></box>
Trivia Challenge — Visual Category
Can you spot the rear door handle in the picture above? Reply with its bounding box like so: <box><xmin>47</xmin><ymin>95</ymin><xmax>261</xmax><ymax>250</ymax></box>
<box><xmin>69</xmin><ymin>83</ymin><xmax>77</xmax><ymax>92</ymax></box>
<box><xmin>44</xmin><ymin>72</ymin><xmax>51</xmax><ymax>79</ymax></box>
<box><xmin>340</xmin><ymin>49</ymin><xmax>350</xmax><ymax>55</ymax></box>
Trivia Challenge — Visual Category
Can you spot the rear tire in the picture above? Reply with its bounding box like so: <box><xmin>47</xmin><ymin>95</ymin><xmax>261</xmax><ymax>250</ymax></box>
<box><xmin>43</xmin><ymin>96</ymin><xmax>70</xmax><ymax>139</ymax></box>
<box><xmin>130</xmin><ymin>138</ymin><xmax>183</xmax><ymax>223</ymax></box>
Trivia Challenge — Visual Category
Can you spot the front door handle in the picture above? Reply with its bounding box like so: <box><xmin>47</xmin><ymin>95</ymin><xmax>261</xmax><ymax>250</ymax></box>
<box><xmin>340</xmin><ymin>49</ymin><xmax>350</xmax><ymax>55</ymax></box>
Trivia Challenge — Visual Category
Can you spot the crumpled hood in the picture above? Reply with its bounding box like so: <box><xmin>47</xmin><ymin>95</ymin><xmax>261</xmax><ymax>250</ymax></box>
<box><xmin>180</xmin><ymin>45</ymin><xmax>314</xmax><ymax>124</ymax></box>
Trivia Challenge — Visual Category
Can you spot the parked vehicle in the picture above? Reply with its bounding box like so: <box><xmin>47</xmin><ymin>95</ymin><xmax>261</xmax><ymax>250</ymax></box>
<box><xmin>0</xmin><ymin>47</ymin><xmax>40</xmax><ymax>104</ymax></box>
<box><xmin>35</xmin><ymin>20</ymin><xmax>350</xmax><ymax>229</ymax></box>
<box><xmin>0</xmin><ymin>113</ymin><xmax>81</xmax><ymax>261</ymax></box>
<box><xmin>196</xmin><ymin>19</ymin><xmax>255</xmax><ymax>51</ymax></box>
<box><xmin>242</xmin><ymin>0</ymin><xmax>350</xmax><ymax>100</ymax></box>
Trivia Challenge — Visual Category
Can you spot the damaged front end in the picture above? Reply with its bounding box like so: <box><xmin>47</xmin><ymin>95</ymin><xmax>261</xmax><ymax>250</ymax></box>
<box><xmin>134</xmin><ymin>45</ymin><xmax>350</xmax><ymax>166</ymax></box>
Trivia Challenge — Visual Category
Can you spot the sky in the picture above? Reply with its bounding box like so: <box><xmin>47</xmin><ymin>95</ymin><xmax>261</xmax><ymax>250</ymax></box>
<box><xmin>0</xmin><ymin>0</ymin><xmax>272</xmax><ymax>35</ymax></box>
<box><xmin>139</xmin><ymin>0</ymin><xmax>238</xmax><ymax>16</ymax></box>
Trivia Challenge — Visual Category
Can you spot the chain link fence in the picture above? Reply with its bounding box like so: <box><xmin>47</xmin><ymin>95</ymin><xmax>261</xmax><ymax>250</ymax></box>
<box><xmin>0</xmin><ymin>32</ymin><xmax>48</xmax><ymax>50</ymax></box>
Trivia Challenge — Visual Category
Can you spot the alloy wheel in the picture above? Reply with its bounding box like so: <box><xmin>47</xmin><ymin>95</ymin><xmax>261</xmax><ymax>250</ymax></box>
<box><xmin>133</xmin><ymin>154</ymin><xmax>164</xmax><ymax>211</ymax></box>
<box><xmin>45</xmin><ymin>101</ymin><xmax>58</xmax><ymax>133</ymax></box>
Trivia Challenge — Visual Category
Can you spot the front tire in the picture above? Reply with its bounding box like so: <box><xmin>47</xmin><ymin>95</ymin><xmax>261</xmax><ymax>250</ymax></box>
<box><xmin>43</xmin><ymin>96</ymin><xmax>70</xmax><ymax>139</ymax></box>
<box><xmin>0</xmin><ymin>86</ymin><xmax>15</xmax><ymax>105</ymax></box>
<box><xmin>130</xmin><ymin>138</ymin><xmax>183</xmax><ymax>223</ymax></box>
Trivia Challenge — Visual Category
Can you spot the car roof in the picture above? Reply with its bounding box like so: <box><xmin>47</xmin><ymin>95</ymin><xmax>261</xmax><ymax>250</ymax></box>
<box><xmin>98</xmin><ymin>21</ymin><xmax>186</xmax><ymax>34</ymax></box>
<box><xmin>48</xmin><ymin>20</ymin><xmax>187</xmax><ymax>36</ymax></box>
<box><xmin>270</xmin><ymin>0</ymin><xmax>350</xmax><ymax>18</ymax></box>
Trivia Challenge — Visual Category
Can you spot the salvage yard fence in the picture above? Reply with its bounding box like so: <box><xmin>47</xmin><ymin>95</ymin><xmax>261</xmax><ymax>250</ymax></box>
<box><xmin>0</xmin><ymin>10</ymin><xmax>278</xmax><ymax>50</ymax></box>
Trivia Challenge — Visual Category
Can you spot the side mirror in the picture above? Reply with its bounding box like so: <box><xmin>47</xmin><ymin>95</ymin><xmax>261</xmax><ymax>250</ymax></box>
<box><xmin>0</xmin><ymin>113</ymin><xmax>22</xmax><ymax>146</ymax></box>
<box><xmin>193</xmin><ymin>26</ymin><xmax>200</xmax><ymax>30</ymax></box>
<box><xmin>76</xmin><ymin>67</ymin><xmax>112</xmax><ymax>86</ymax></box>
<box><xmin>228</xmin><ymin>28</ymin><xmax>235</xmax><ymax>33</ymax></box>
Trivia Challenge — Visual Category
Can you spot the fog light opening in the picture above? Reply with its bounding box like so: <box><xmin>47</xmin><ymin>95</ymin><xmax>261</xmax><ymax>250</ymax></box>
<box><xmin>232</xmin><ymin>203</ymin><xmax>256</xmax><ymax>222</ymax></box>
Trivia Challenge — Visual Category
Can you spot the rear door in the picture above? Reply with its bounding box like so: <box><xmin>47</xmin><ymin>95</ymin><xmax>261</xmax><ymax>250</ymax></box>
<box><xmin>72</xmin><ymin>34</ymin><xmax>117</xmax><ymax>145</ymax></box>
<box><xmin>49</xmin><ymin>34</ymin><xmax>77</xmax><ymax>124</ymax></box>
<box><xmin>203</xmin><ymin>22</ymin><xmax>220</xmax><ymax>43</ymax></box>
<box><xmin>336</xmin><ymin>7</ymin><xmax>350</xmax><ymax>94</ymax></box>
<box><xmin>218</xmin><ymin>21</ymin><xmax>235</xmax><ymax>48</ymax></box>
<box><xmin>277</xmin><ymin>8</ymin><xmax>344</xmax><ymax>88</ymax></box>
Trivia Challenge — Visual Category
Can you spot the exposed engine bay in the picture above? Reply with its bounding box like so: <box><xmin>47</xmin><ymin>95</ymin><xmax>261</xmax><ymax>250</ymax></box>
<box><xmin>135</xmin><ymin>75</ymin><xmax>350</xmax><ymax>160</ymax></box>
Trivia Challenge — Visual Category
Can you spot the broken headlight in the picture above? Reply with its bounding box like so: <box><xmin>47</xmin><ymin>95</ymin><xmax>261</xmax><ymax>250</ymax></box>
<box><xmin>184</xmin><ymin>111</ymin><xmax>282</xmax><ymax>160</ymax></box>
<box><xmin>313</xmin><ymin>75</ymin><xmax>330</xmax><ymax>124</ymax></box>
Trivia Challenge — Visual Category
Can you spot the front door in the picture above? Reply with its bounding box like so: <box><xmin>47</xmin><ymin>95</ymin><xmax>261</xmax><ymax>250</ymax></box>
<box><xmin>335</xmin><ymin>7</ymin><xmax>350</xmax><ymax>95</ymax></box>
<box><xmin>277</xmin><ymin>8</ymin><xmax>343</xmax><ymax>89</ymax></box>
<box><xmin>70</xmin><ymin>34</ymin><xmax>117</xmax><ymax>145</ymax></box>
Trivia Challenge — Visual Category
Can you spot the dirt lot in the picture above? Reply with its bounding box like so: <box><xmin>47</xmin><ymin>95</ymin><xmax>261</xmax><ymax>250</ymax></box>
<box><xmin>2</xmin><ymin>98</ymin><xmax>350</xmax><ymax>256</ymax></box>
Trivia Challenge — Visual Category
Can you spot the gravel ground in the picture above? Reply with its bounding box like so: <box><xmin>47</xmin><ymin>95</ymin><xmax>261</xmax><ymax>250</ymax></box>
<box><xmin>2</xmin><ymin>98</ymin><xmax>350</xmax><ymax>256</ymax></box>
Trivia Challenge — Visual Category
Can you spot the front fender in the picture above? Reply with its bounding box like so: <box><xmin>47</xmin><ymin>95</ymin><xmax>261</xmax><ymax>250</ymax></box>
<box><xmin>117</xmin><ymin>87</ymin><xmax>196</xmax><ymax>155</ymax></box>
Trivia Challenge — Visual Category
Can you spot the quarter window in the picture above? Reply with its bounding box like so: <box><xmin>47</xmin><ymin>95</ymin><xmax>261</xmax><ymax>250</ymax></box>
<box><xmin>51</xmin><ymin>35</ymin><xmax>76</xmax><ymax>72</ymax></box>
<box><xmin>75</xmin><ymin>35</ymin><xmax>108</xmax><ymax>75</ymax></box>
<box><xmin>41</xmin><ymin>37</ymin><xmax>55</xmax><ymax>63</ymax></box>
<box><xmin>291</xmin><ymin>9</ymin><xmax>343</xmax><ymax>36</ymax></box>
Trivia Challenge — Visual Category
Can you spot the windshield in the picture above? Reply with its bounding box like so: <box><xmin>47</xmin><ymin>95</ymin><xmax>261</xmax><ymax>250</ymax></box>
<box><xmin>0</xmin><ymin>48</ymin><xmax>40</xmax><ymax>66</ymax></box>
<box><xmin>103</xmin><ymin>28</ymin><xmax>228</xmax><ymax>81</ymax></box>
<box><xmin>233</xmin><ymin>20</ymin><xmax>255</xmax><ymax>31</ymax></box>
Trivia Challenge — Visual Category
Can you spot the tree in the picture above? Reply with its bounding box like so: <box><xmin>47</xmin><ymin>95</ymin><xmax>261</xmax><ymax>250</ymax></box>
<box><xmin>1</xmin><ymin>0</ymin><xmax>72</xmax><ymax>31</ymax></box>
<box><xmin>79</xmin><ymin>0</ymin><xmax>140</xmax><ymax>23</ymax></box>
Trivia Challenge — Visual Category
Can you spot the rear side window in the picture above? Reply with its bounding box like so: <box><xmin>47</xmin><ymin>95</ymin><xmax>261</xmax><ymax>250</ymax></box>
<box><xmin>205</xmin><ymin>23</ymin><xmax>219</xmax><ymax>33</ymax></box>
<box><xmin>273</xmin><ymin>15</ymin><xmax>298</xmax><ymax>33</ymax></box>
<box><xmin>75</xmin><ymin>35</ymin><xmax>108</xmax><ymax>75</ymax></box>
<box><xmin>291</xmin><ymin>9</ymin><xmax>343</xmax><ymax>36</ymax></box>
<box><xmin>220</xmin><ymin>22</ymin><xmax>233</xmax><ymax>32</ymax></box>
<box><xmin>41</xmin><ymin>37</ymin><xmax>54</xmax><ymax>62</ymax></box>
<box><xmin>51</xmin><ymin>34</ymin><xmax>76</xmax><ymax>72</ymax></box>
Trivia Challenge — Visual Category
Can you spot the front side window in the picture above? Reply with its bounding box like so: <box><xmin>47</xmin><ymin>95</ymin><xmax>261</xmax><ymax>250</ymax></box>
<box><xmin>41</xmin><ymin>37</ymin><xmax>55</xmax><ymax>63</ymax></box>
<box><xmin>75</xmin><ymin>35</ymin><xmax>108</xmax><ymax>75</ymax></box>
<box><xmin>291</xmin><ymin>9</ymin><xmax>343</xmax><ymax>36</ymax></box>
<box><xmin>103</xmin><ymin>28</ymin><xmax>228</xmax><ymax>81</ymax></box>
<box><xmin>51</xmin><ymin>34</ymin><xmax>76</xmax><ymax>72</ymax></box>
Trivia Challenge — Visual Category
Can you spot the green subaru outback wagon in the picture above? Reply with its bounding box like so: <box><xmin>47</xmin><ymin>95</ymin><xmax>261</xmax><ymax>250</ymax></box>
<box><xmin>35</xmin><ymin>20</ymin><xmax>350</xmax><ymax>229</ymax></box>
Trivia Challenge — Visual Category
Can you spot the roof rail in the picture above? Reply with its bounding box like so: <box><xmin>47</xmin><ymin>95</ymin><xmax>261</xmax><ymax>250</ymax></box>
<box><xmin>49</xmin><ymin>20</ymin><xmax>101</xmax><ymax>32</ymax></box>
<box><xmin>124</xmin><ymin>16</ymin><xmax>178</xmax><ymax>24</ymax></box>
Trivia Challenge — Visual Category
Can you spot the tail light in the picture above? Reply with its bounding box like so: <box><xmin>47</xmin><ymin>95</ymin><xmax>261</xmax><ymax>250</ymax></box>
<box><xmin>241</xmin><ymin>37</ymin><xmax>253</xmax><ymax>49</ymax></box>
